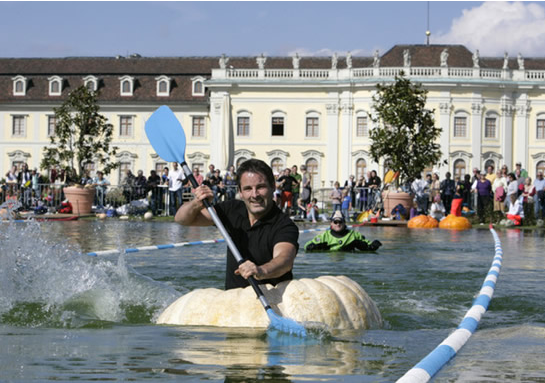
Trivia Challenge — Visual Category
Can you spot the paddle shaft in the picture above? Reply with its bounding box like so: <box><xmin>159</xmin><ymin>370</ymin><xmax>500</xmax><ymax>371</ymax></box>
<box><xmin>180</xmin><ymin>162</ymin><xmax>272</xmax><ymax>311</ymax></box>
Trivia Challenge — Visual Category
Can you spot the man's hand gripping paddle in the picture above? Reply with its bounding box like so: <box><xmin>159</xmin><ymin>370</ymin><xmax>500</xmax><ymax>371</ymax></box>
<box><xmin>145</xmin><ymin>105</ymin><xmax>307</xmax><ymax>337</ymax></box>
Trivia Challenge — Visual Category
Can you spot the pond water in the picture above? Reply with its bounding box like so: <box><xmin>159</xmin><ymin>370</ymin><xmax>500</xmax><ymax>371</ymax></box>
<box><xmin>1</xmin><ymin>219</ymin><xmax>544</xmax><ymax>382</ymax></box>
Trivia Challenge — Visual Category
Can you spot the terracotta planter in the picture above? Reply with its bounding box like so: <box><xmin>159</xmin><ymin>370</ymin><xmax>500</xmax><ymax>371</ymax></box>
<box><xmin>382</xmin><ymin>191</ymin><xmax>413</xmax><ymax>218</ymax></box>
<box><xmin>63</xmin><ymin>186</ymin><xmax>95</xmax><ymax>215</ymax></box>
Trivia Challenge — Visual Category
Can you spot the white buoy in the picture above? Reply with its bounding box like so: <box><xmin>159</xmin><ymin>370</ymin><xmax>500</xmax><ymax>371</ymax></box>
<box><xmin>144</xmin><ymin>211</ymin><xmax>153</xmax><ymax>220</ymax></box>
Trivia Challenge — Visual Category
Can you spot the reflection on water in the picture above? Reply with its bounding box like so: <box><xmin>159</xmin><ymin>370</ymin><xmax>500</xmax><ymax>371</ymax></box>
<box><xmin>1</xmin><ymin>219</ymin><xmax>544</xmax><ymax>381</ymax></box>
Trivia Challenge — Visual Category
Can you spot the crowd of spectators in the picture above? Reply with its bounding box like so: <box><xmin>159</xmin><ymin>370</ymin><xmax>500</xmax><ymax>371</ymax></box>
<box><xmin>407</xmin><ymin>163</ymin><xmax>545</xmax><ymax>226</ymax></box>
<box><xmin>3</xmin><ymin>161</ymin><xmax>545</xmax><ymax>225</ymax></box>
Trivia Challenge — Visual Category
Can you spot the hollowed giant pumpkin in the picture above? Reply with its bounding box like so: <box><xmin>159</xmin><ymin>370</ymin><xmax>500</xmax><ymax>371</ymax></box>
<box><xmin>407</xmin><ymin>215</ymin><xmax>438</xmax><ymax>229</ymax></box>
<box><xmin>438</xmin><ymin>214</ymin><xmax>472</xmax><ymax>230</ymax></box>
<box><xmin>157</xmin><ymin>275</ymin><xmax>382</xmax><ymax>330</ymax></box>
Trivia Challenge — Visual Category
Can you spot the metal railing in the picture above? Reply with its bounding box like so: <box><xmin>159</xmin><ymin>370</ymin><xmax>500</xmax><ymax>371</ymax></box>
<box><xmin>0</xmin><ymin>183</ymin><xmax>241</xmax><ymax>216</ymax></box>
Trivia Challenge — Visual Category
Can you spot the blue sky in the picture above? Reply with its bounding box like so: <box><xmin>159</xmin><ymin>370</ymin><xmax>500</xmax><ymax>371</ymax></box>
<box><xmin>2</xmin><ymin>1</ymin><xmax>545</xmax><ymax>58</ymax></box>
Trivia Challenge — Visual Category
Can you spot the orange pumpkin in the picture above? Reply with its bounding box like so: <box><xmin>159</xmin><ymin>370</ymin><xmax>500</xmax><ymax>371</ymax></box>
<box><xmin>408</xmin><ymin>214</ymin><xmax>438</xmax><ymax>229</ymax></box>
<box><xmin>438</xmin><ymin>214</ymin><xmax>472</xmax><ymax>230</ymax></box>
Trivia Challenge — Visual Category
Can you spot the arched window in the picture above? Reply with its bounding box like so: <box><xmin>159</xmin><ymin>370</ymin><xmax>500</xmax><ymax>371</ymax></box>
<box><xmin>119</xmin><ymin>75</ymin><xmax>134</xmax><ymax>96</ymax></box>
<box><xmin>15</xmin><ymin>80</ymin><xmax>24</xmax><ymax>93</ymax></box>
<box><xmin>156</xmin><ymin>75</ymin><xmax>171</xmax><ymax>96</ymax></box>
<box><xmin>122</xmin><ymin>81</ymin><xmax>131</xmax><ymax>93</ymax></box>
<box><xmin>48</xmin><ymin>76</ymin><xmax>63</xmax><ymax>96</ymax></box>
<box><xmin>192</xmin><ymin>76</ymin><xmax>205</xmax><ymax>96</ymax></box>
<box><xmin>271</xmin><ymin>158</ymin><xmax>284</xmax><ymax>175</ymax></box>
<box><xmin>454</xmin><ymin>159</ymin><xmax>466</xmax><ymax>179</ymax></box>
<box><xmin>484</xmin><ymin>159</ymin><xmax>495</xmax><ymax>172</ymax></box>
<box><xmin>305</xmin><ymin>158</ymin><xmax>319</xmax><ymax>191</ymax></box>
<box><xmin>83</xmin><ymin>75</ymin><xmax>98</xmax><ymax>92</ymax></box>
<box><xmin>236</xmin><ymin>157</ymin><xmax>247</xmax><ymax>169</ymax></box>
<box><xmin>355</xmin><ymin>158</ymin><xmax>366</xmax><ymax>179</ymax></box>
<box><xmin>537</xmin><ymin>160</ymin><xmax>545</xmax><ymax>175</ymax></box>
<box><xmin>12</xmin><ymin>75</ymin><xmax>27</xmax><ymax>96</ymax></box>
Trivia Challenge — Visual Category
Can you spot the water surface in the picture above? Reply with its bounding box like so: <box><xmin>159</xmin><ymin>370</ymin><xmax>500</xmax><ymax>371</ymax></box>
<box><xmin>1</xmin><ymin>220</ymin><xmax>544</xmax><ymax>381</ymax></box>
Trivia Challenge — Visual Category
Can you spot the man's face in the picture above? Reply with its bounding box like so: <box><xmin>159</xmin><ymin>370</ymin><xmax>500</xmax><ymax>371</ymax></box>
<box><xmin>172</xmin><ymin>163</ymin><xmax>178</xmax><ymax>170</ymax></box>
<box><xmin>538</xmin><ymin>172</ymin><xmax>543</xmax><ymax>180</ymax></box>
<box><xmin>292</xmin><ymin>166</ymin><xmax>297</xmax><ymax>174</ymax></box>
<box><xmin>239</xmin><ymin>171</ymin><xmax>273</xmax><ymax>220</ymax></box>
<box><xmin>330</xmin><ymin>218</ymin><xmax>345</xmax><ymax>232</ymax></box>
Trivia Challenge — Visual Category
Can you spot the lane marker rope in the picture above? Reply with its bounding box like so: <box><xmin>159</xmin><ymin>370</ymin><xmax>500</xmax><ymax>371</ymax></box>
<box><xmin>397</xmin><ymin>225</ymin><xmax>503</xmax><ymax>382</ymax></box>
<box><xmin>86</xmin><ymin>225</ymin><xmax>347</xmax><ymax>256</ymax></box>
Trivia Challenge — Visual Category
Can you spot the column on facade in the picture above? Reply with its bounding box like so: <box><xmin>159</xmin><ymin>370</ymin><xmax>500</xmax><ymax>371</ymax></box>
<box><xmin>325</xmin><ymin>102</ymin><xmax>339</xmax><ymax>187</ymax></box>
<box><xmin>438</xmin><ymin>101</ymin><xmax>451</xmax><ymax>179</ymax></box>
<box><xmin>470</xmin><ymin>99</ymin><xmax>484</xmax><ymax>171</ymax></box>
<box><xmin>339</xmin><ymin>97</ymin><xmax>354</xmax><ymax>183</ymax></box>
<box><xmin>500</xmin><ymin>96</ymin><xmax>515</xmax><ymax>169</ymax></box>
<box><xmin>209</xmin><ymin>91</ymin><xmax>231</xmax><ymax>171</ymax></box>
<box><xmin>514</xmin><ymin>94</ymin><xmax>530</xmax><ymax>169</ymax></box>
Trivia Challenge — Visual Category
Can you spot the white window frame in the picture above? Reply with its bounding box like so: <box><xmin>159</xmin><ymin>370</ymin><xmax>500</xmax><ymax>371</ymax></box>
<box><xmin>12</xmin><ymin>115</ymin><xmax>27</xmax><ymax>137</ymax></box>
<box><xmin>453</xmin><ymin>112</ymin><xmax>469</xmax><ymax>138</ymax></box>
<box><xmin>119</xmin><ymin>115</ymin><xmax>134</xmax><ymax>138</ymax></box>
<box><xmin>191</xmin><ymin>76</ymin><xmax>205</xmax><ymax>97</ymax></box>
<box><xmin>536</xmin><ymin>114</ymin><xmax>545</xmax><ymax>140</ymax></box>
<box><xmin>271</xmin><ymin>110</ymin><xmax>286</xmax><ymax>137</ymax></box>
<box><xmin>48</xmin><ymin>76</ymin><xmax>63</xmax><ymax>96</ymax></box>
<box><xmin>47</xmin><ymin>115</ymin><xmax>57</xmax><ymax>137</ymax></box>
<box><xmin>191</xmin><ymin>115</ymin><xmax>206</xmax><ymax>138</ymax></box>
<box><xmin>484</xmin><ymin>112</ymin><xmax>499</xmax><ymax>140</ymax></box>
<box><xmin>355</xmin><ymin>111</ymin><xmax>369</xmax><ymax>138</ymax></box>
<box><xmin>156</xmin><ymin>75</ymin><xmax>171</xmax><ymax>97</ymax></box>
<box><xmin>83</xmin><ymin>75</ymin><xmax>98</xmax><ymax>92</ymax></box>
<box><xmin>236</xmin><ymin>110</ymin><xmax>252</xmax><ymax>137</ymax></box>
<box><xmin>119</xmin><ymin>75</ymin><xmax>135</xmax><ymax>96</ymax></box>
<box><xmin>12</xmin><ymin>75</ymin><xmax>27</xmax><ymax>96</ymax></box>
<box><xmin>305</xmin><ymin>111</ymin><xmax>320</xmax><ymax>138</ymax></box>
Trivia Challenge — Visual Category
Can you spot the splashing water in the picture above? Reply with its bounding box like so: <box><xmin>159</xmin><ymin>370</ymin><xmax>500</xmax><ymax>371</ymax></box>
<box><xmin>0</xmin><ymin>220</ymin><xmax>179</xmax><ymax>328</ymax></box>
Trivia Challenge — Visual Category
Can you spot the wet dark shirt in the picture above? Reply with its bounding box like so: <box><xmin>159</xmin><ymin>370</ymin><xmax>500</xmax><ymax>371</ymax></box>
<box><xmin>214</xmin><ymin>199</ymin><xmax>299</xmax><ymax>290</ymax></box>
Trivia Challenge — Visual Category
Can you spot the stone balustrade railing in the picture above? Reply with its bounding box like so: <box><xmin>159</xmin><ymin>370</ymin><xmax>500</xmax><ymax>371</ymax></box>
<box><xmin>211</xmin><ymin>66</ymin><xmax>545</xmax><ymax>82</ymax></box>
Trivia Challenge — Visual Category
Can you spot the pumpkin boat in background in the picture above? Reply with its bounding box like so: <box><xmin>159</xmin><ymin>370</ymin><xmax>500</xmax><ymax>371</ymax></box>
<box><xmin>407</xmin><ymin>215</ymin><xmax>439</xmax><ymax>229</ymax></box>
<box><xmin>439</xmin><ymin>214</ymin><xmax>472</xmax><ymax>230</ymax></box>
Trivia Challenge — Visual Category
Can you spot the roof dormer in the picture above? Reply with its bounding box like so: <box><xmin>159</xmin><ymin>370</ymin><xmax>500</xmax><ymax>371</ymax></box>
<box><xmin>83</xmin><ymin>75</ymin><xmax>98</xmax><ymax>92</ymax></box>
<box><xmin>12</xmin><ymin>75</ymin><xmax>27</xmax><ymax>96</ymax></box>
<box><xmin>155</xmin><ymin>75</ymin><xmax>171</xmax><ymax>97</ymax></box>
<box><xmin>47</xmin><ymin>76</ymin><xmax>63</xmax><ymax>96</ymax></box>
<box><xmin>191</xmin><ymin>76</ymin><xmax>205</xmax><ymax>97</ymax></box>
<box><xmin>119</xmin><ymin>75</ymin><xmax>135</xmax><ymax>96</ymax></box>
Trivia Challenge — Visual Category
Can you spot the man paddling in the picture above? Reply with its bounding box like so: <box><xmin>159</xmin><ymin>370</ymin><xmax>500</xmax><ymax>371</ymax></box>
<box><xmin>175</xmin><ymin>159</ymin><xmax>299</xmax><ymax>290</ymax></box>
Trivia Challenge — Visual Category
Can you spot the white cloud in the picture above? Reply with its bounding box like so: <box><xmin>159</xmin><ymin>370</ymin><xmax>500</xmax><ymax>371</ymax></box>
<box><xmin>434</xmin><ymin>2</ymin><xmax>545</xmax><ymax>56</ymax></box>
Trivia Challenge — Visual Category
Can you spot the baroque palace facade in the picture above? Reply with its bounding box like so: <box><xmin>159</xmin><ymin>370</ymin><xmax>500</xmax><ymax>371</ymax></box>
<box><xmin>2</xmin><ymin>44</ymin><xmax>545</xmax><ymax>189</ymax></box>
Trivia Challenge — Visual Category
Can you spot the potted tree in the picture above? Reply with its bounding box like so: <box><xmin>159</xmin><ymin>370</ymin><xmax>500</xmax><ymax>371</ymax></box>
<box><xmin>369</xmin><ymin>72</ymin><xmax>443</xmax><ymax>217</ymax></box>
<box><xmin>41</xmin><ymin>86</ymin><xmax>119</xmax><ymax>214</ymax></box>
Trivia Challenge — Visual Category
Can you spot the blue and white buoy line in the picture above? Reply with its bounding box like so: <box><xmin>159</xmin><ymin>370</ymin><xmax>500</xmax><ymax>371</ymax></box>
<box><xmin>397</xmin><ymin>226</ymin><xmax>503</xmax><ymax>383</ymax></box>
<box><xmin>86</xmin><ymin>225</ymin><xmax>346</xmax><ymax>256</ymax></box>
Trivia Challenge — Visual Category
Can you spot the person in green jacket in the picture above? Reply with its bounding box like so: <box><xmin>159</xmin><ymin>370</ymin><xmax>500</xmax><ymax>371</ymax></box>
<box><xmin>304</xmin><ymin>211</ymin><xmax>382</xmax><ymax>252</ymax></box>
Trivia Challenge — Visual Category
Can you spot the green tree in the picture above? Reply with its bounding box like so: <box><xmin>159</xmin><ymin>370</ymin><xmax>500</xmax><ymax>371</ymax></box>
<box><xmin>369</xmin><ymin>72</ymin><xmax>443</xmax><ymax>185</ymax></box>
<box><xmin>40</xmin><ymin>86</ymin><xmax>119</xmax><ymax>183</ymax></box>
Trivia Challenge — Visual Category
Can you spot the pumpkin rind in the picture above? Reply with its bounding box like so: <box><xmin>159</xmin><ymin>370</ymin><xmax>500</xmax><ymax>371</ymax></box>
<box><xmin>408</xmin><ymin>214</ymin><xmax>438</xmax><ymax>229</ymax></box>
<box><xmin>156</xmin><ymin>276</ymin><xmax>382</xmax><ymax>330</ymax></box>
<box><xmin>438</xmin><ymin>214</ymin><xmax>472</xmax><ymax>230</ymax></box>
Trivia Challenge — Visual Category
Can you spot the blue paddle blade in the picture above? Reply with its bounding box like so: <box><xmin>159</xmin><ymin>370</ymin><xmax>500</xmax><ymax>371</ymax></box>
<box><xmin>145</xmin><ymin>105</ymin><xmax>187</xmax><ymax>163</ymax></box>
<box><xmin>266</xmin><ymin>308</ymin><xmax>307</xmax><ymax>337</ymax></box>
